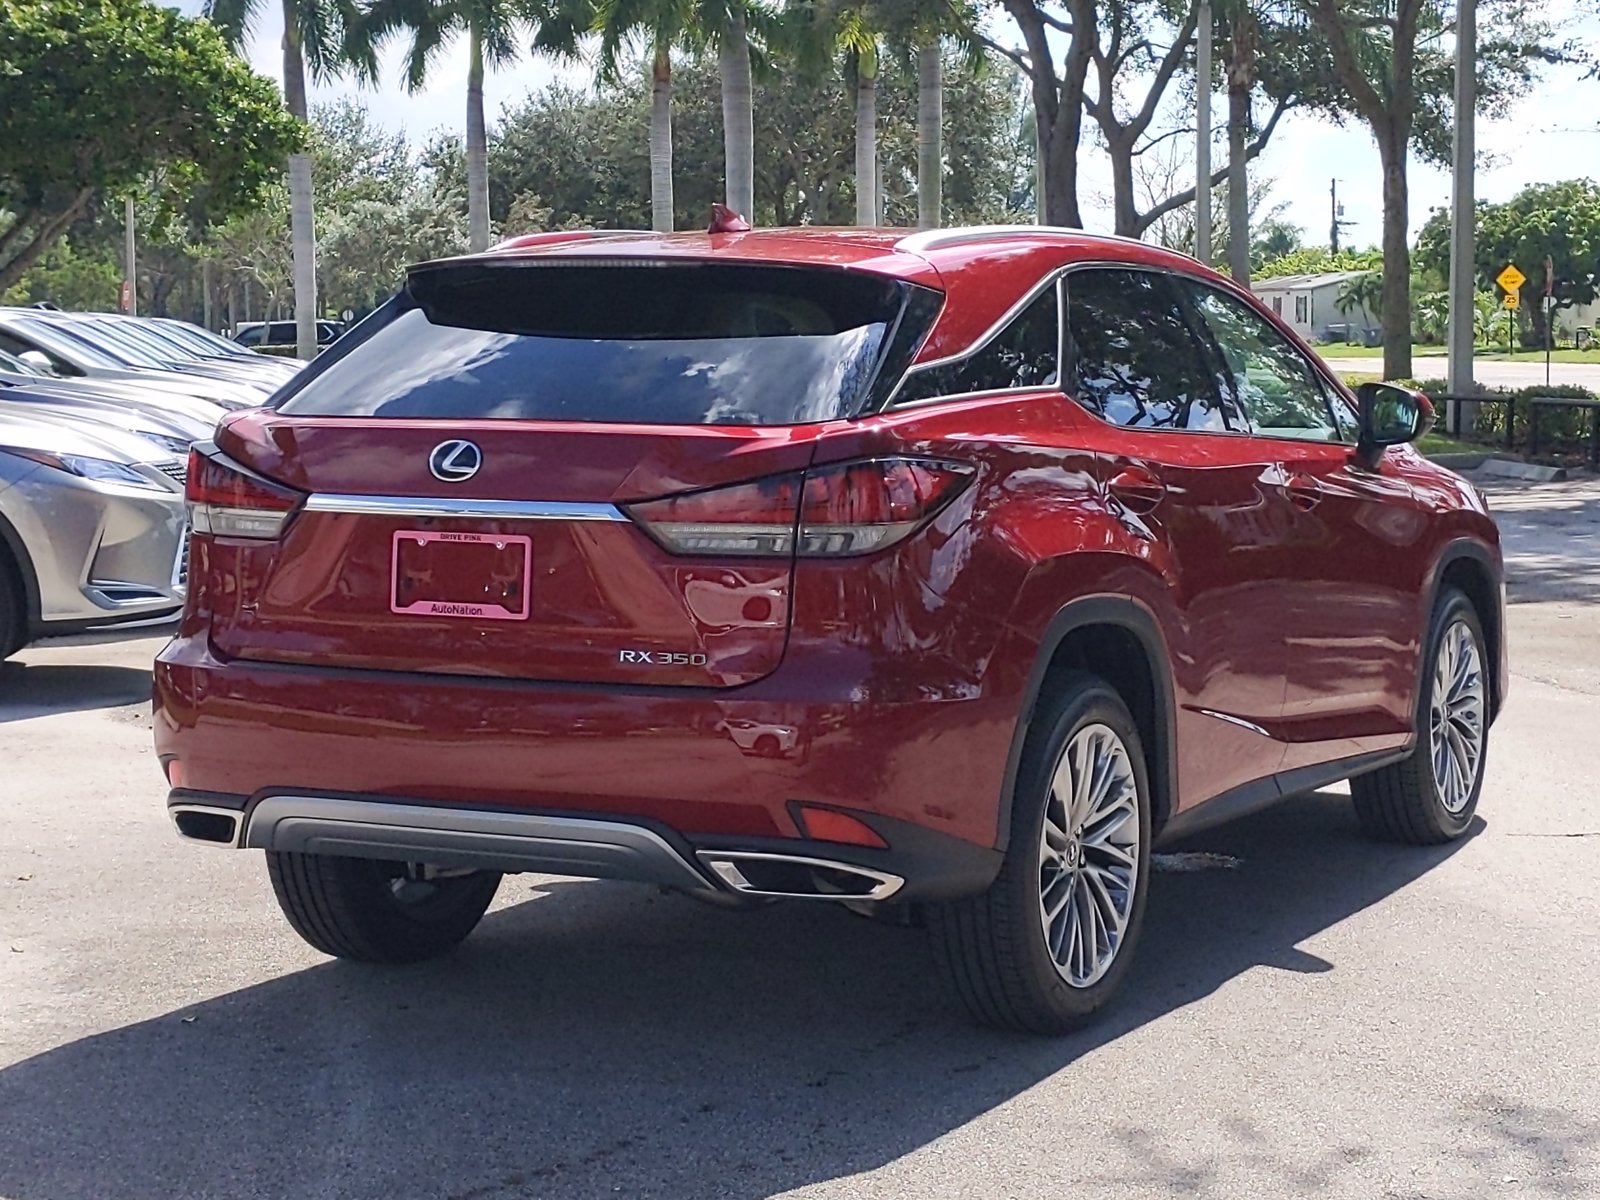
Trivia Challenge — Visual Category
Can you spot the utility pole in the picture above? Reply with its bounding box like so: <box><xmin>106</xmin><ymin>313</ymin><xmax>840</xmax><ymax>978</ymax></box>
<box><xmin>1330</xmin><ymin>179</ymin><xmax>1340</xmax><ymax>253</ymax></box>
<box><xmin>1195</xmin><ymin>0</ymin><xmax>1213</xmax><ymax>264</ymax></box>
<box><xmin>1446</xmin><ymin>0</ymin><xmax>1477</xmax><ymax>426</ymax></box>
<box><xmin>122</xmin><ymin>196</ymin><xmax>137</xmax><ymax>316</ymax></box>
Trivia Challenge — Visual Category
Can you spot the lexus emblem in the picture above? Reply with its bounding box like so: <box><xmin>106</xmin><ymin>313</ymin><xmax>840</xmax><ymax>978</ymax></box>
<box><xmin>428</xmin><ymin>439</ymin><xmax>482</xmax><ymax>483</ymax></box>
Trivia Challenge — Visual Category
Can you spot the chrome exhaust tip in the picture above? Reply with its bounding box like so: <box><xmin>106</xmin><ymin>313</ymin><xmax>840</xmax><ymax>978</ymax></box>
<box><xmin>169</xmin><ymin>805</ymin><xmax>243</xmax><ymax>847</ymax></box>
<box><xmin>696</xmin><ymin>851</ymin><xmax>904</xmax><ymax>902</ymax></box>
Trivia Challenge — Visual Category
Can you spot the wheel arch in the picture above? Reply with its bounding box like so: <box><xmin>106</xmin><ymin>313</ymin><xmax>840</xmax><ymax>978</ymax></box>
<box><xmin>1425</xmin><ymin>539</ymin><xmax>1505</xmax><ymax>719</ymax></box>
<box><xmin>994</xmin><ymin>595</ymin><xmax>1178</xmax><ymax>852</ymax></box>
<box><xmin>0</xmin><ymin>506</ymin><xmax>40</xmax><ymax>627</ymax></box>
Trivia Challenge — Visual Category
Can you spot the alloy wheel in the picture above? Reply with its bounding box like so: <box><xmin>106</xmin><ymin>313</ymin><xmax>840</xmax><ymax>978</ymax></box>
<box><xmin>1430</xmin><ymin>618</ymin><xmax>1486</xmax><ymax>815</ymax></box>
<box><xmin>1038</xmin><ymin>723</ymin><xmax>1141</xmax><ymax>988</ymax></box>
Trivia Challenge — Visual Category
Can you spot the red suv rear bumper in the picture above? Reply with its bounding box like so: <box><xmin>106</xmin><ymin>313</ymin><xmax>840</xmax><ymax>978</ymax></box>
<box><xmin>153</xmin><ymin>631</ymin><xmax>1013</xmax><ymax>900</ymax></box>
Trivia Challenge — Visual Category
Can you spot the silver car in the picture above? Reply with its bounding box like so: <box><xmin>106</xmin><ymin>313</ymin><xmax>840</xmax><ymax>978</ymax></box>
<box><xmin>65</xmin><ymin>313</ymin><xmax>296</xmax><ymax>392</ymax></box>
<box><xmin>0</xmin><ymin>347</ymin><xmax>229</xmax><ymax>432</ymax></box>
<box><xmin>0</xmin><ymin>310</ymin><xmax>265</xmax><ymax>409</ymax></box>
<box><xmin>0</xmin><ymin>408</ymin><xmax>188</xmax><ymax>658</ymax></box>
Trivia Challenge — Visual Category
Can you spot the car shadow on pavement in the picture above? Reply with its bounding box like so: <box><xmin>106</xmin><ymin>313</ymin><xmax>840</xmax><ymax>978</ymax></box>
<box><xmin>0</xmin><ymin>661</ymin><xmax>151</xmax><ymax>723</ymax></box>
<box><xmin>0</xmin><ymin>791</ymin><xmax>1480</xmax><ymax>1200</ymax></box>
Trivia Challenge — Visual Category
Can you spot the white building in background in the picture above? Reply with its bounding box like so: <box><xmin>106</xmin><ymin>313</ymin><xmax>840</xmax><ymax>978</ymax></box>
<box><xmin>1251</xmin><ymin>270</ymin><xmax>1379</xmax><ymax>345</ymax></box>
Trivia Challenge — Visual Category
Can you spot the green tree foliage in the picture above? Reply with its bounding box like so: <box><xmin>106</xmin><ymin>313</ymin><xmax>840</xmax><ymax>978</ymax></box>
<box><xmin>0</xmin><ymin>0</ymin><xmax>302</xmax><ymax>291</ymax></box>
<box><xmin>0</xmin><ymin>238</ymin><xmax>122</xmax><ymax>310</ymax></box>
<box><xmin>1290</xmin><ymin>0</ymin><xmax>1570</xmax><ymax>377</ymax></box>
<box><xmin>1417</xmin><ymin>180</ymin><xmax>1600</xmax><ymax>345</ymax></box>
<box><xmin>1255</xmin><ymin>246</ymin><xmax>1381</xmax><ymax>280</ymax></box>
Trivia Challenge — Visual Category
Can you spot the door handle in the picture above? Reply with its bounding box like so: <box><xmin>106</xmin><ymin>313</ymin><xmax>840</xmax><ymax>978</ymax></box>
<box><xmin>1107</xmin><ymin>466</ymin><xmax>1167</xmax><ymax>515</ymax></box>
<box><xmin>1285</xmin><ymin>472</ymin><xmax>1324</xmax><ymax>511</ymax></box>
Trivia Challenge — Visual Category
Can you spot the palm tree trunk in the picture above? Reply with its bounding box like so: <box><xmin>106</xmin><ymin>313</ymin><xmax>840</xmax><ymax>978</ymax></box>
<box><xmin>916</xmin><ymin>43</ymin><xmax>942</xmax><ymax>229</ymax></box>
<box><xmin>854</xmin><ymin>60</ymin><xmax>877</xmax><ymax>227</ymax></box>
<box><xmin>1376</xmin><ymin>124</ymin><xmax>1413</xmax><ymax>380</ymax></box>
<box><xmin>1225</xmin><ymin>12</ymin><xmax>1255</xmax><ymax>285</ymax></box>
<box><xmin>281</xmin><ymin>0</ymin><xmax>318</xmax><ymax>361</ymax></box>
<box><xmin>650</xmin><ymin>46</ymin><xmax>675</xmax><ymax>233</ymax></box>
<box><xmin>1226</xmin><ymin>75</ymin><xmax>1250</xmax><ymax>284</ymax></box>
<box><xmin>466</xmin><ymin>23</ymin><xmax>490</xmax><ymax>251</ymax></box>
<box><xmin>719</xmin><ymin>4</ymin><xmax>754</xmax><ymax>221</ymax></box>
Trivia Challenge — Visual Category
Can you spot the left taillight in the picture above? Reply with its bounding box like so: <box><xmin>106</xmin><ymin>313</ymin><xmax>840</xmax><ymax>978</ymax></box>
<box><xmin>625</xmin><ymin>457</ymin><xmax>973</xmax><ymax>558</ymax></box>
<box><xmin>185</xmin><ymin>447</ymin><xmax>304</xmax><ymax>540</ymax></box>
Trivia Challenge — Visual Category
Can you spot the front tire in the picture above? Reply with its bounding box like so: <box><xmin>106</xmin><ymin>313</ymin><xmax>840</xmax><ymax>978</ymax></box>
<box><xmin>266</xmin><ymin>852</ymin><xmax>501</xmax><ymax>963</ymax></box>
<box><xmin>1350</xmin><ymin>587</ymin><xmax>1488</xmax><ymax>844</ymax></box>
<box><xmin>929</xmin><ymin>673</ymin><xmax>1152</xmax><ymax>1034</ymax></box>
<box><xmin>0</xmin><ymin>550</ymin><xmax>25</xmax><ymax>660</ymax></box>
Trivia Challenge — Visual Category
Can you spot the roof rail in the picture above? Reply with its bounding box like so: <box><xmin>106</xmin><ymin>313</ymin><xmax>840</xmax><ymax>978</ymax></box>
<box><xmin>488</xmin><ymin>229</ymin><xmax>653</xmax><ymax>253</ymax></box>
<box><xmin>896</xmin><ymin>225</ymin><xmax>1165</xmax><ymax>256</ymax></box>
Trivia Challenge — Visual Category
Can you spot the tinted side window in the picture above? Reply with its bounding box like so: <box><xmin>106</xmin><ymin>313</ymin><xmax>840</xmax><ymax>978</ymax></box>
<box><xmin>1065</xmin><ymin>269</ymin><xmax>1232</xmax><ymax>431</ymax></box>
<box><xmin>896</xmin><ymin>283</ymin><xmax>1059</xmax><ymax>403</ymax></box>
<box><xmin>1185</xmin><ymin>283</ymin><xmax>1343</xmax><ymax>442</ymax></box>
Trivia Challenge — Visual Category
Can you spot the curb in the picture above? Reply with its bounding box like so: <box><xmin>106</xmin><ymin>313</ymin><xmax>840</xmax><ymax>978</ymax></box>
<box><xmin>1429</xmin><ymin>452</ymin><xmax>1489</xmax><ymax>470</ymax></box>
<box><xmin>1478</xmin><ymin>458</ymin><xmax>1568</xmax><ymax>482</ymax></box>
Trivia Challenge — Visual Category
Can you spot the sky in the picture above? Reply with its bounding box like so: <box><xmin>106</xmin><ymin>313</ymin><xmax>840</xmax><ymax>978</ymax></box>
<box><xmin>174</xmin><ymin>0</ymin><xmax>1599</xmax><ymax>252</ymax></box>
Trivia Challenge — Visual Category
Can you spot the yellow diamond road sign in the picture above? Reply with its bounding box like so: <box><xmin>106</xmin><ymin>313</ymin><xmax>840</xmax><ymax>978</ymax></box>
<box><xmin>1497</xmin><ymin>264</ymin><xmax>1527</xmax><ymax>293</ymax></box>
<box><xmin>1503</xmin><ymin>291</ymin><xmax>1520</xmax><ymax>310</ymax></box>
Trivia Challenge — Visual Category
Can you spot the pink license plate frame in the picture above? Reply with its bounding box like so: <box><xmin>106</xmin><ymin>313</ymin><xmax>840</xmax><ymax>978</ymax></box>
<box><xmin>390</xmin><ymin>529</ymin><xmax>532</xmax><ymax>621</ymax></box>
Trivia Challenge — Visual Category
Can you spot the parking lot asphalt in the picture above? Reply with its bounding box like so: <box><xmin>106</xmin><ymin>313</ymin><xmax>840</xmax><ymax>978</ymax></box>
<box><xmin>2</xmin><ymin>477</ymin><xmax>1598</xmax><ymax>1200</ymax></box>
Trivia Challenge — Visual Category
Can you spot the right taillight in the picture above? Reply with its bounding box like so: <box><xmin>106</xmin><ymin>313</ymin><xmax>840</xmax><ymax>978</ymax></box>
<box><xmin>625</xmin><ymin>457</ymin><xmax>973</xmax><ymax>558</ymax></box>
<box><xmin>185</xmin><ymin>448</ymin><xmax>304</xmax><ymax>539</ymax></box>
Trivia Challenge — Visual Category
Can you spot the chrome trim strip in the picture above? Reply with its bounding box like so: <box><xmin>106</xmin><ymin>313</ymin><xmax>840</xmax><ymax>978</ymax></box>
<box><xmin>694</xmin><ymin>851</ymin><xmax>906</xmax><ymax>902</ymax></box>
<box><xmin>1194</xmin><ymin>709</ymin><xmax>1272</xmax><ymax>738</ymax></box>
<box><xmin>303</xmin><ymin>494</ymin><xmax>628</xmax><ymax>521</ymax></box>
<box><xmin>169</xmin><ymin>804</ymin><xmax>244</xmax><ymax>848</ymax></box>
<box><xmin>241</xmin><ymin>796</ymin><xmax>715</xmax><ymax>891</ymax></box>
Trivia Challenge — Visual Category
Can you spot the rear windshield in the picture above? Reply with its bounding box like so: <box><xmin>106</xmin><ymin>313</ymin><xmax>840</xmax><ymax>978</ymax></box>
<box><xmin>276</xmin><ymin>261</ymin><xmax>924</xmax><ymax>425</ymax></box>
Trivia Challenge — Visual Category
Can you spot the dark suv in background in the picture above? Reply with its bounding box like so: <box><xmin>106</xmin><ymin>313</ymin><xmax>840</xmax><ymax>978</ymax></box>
<box><xmin>157</xmin><ymin>225</ymin><xmax>1504</xmax><ymax>1033</ymax></box>
<box><xmin>232</xmin><ymin>319</ymin><xmax>345</xmax><ymax>350</ymax></box>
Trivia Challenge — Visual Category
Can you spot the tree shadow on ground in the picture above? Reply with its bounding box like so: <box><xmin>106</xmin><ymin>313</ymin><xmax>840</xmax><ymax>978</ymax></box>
<box><xmin>0</xmin><ymin>792</ymin><xmax>1481</xmax><ymax>1200</ymax></box>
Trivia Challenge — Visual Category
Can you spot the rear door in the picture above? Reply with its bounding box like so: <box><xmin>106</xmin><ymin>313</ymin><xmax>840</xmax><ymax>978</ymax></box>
<box><xmin>1181</xmin><ymin>280</ymin><xmax>1423</xmax><ymax>766</ymax></box>
<box><xmin>200</xmin><ymin>259</ymin><xmax>924</xmax><ymax>689</ymax></box>
<box><xmin>1064</xmin><ymin>267</ymin><xmax>1295</xmax><ymax>806</ymax></box>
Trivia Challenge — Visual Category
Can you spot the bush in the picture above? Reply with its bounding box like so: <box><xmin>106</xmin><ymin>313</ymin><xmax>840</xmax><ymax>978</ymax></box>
<box><xmin>1405</xmin><ymin>381</ymin><xmax>1596</xmax><ymax>450</ymax></box>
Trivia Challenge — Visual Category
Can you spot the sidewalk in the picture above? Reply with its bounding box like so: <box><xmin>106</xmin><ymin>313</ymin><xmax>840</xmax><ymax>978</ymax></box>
<box><xmin>1320</xmin><ymin>356</ymin><xmax>1600</xmax><ymax>390</ymax></box>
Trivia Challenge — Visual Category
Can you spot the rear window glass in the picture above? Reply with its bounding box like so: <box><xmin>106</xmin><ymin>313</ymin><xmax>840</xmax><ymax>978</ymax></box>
<box><xmin>277</xmin><ymin>262</ymin><xmax>920</xmax><ymax>425</ymax></box>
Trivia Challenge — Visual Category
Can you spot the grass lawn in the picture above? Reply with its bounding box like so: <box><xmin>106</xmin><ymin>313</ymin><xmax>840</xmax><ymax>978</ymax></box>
<box><xmin>1416</xmin><ymin>431</ymin><xmax>1482</xmax><ymax>458</ymax></box>
<box><xmin>1316</xmin><ymin>343</ymin><xmax>1600</xmax><ymax>364</ymax></box>
<box><xmin>1313</xmin><ymin>343</ymin><xmax>1446</xmax><ymax>359</ymax></box>
<box><xmin>1470</xmin><ymin>348</ymin><xmax>1600</xmax><ymax>363</ymax></box>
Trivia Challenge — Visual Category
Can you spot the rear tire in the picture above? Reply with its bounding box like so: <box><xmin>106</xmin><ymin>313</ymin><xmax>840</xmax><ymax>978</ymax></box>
<box><xmin>929</xmin><ymin>672</ymin><xmax>1152</xmax><ymax>1034</ymax></box>
<box><xmin>266</xmin><ymin>852</ymin><xmax>501</xmax><ymax>963</ymax></box>
<box><xmin>1350</xmin><ymin>587</ymin><xmax>1488</xmax><ymax>845</ymax></box>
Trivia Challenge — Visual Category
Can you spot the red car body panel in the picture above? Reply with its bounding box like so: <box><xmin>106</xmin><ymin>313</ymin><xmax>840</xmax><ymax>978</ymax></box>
<box><xmin>154</xmin><ymin>227</ymin><xmax>1506</xmax><ymax>886</ymax></box>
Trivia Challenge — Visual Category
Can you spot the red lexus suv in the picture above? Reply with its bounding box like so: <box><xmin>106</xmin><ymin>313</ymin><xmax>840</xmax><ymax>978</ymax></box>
<box><xmin>155</xmin><ymin>224</ymin><xmax>1505</xmax><ymax>1033</ymax></box>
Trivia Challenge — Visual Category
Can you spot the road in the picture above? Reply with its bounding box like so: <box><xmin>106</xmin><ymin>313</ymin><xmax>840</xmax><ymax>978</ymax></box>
<box><xmin>2</xmin><ymin>478</ymin><xmax>1598</xmax><ymax>1200</ymax></box>
<box><xmin>1319</xmin><ymin>355</ymin><xmax>1600</xmax><ymax>391</ymax></box>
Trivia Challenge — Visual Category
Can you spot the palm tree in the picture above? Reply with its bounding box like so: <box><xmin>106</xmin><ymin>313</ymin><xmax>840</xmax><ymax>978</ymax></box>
<box><xmin>205</xmin><ymin>0</ymin><xmax>354</xmax><ymax>360</ymax></box>
<box><xmin>596</xmin><ymin>0</ymin><xmax>695</xmax><ymax>232</ymax></box>
<box><xmin>1220</xmin><ymin>0</ymin><xmax>1258</xmax><ymax>285</ymax></box>
<box><xmin>836</xmin><ymin>10</ymin><xmax>881</xmax><ymax>225</ymax></box>
<box><xmin>352</xmin><ymin>0</ymin><xmax>566</xmax><ymax>251</ymax></box>
<box><xmin>915</xmin><ymin>43</ymin><xmax>941</xmax><ymax>229</ymax></box>
<box><xmin>599</xmin><ymin>0</ymin><xmax>770</xmax><ymax>230</ymax></box>
<box><xmin>875</xmin><ymin>2</ymin><xmax>978</xmax><ymax>230</ymax></box>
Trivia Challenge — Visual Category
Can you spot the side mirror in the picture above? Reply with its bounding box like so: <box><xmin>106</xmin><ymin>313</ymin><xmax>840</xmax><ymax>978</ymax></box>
<box><xmin>16</xmin><ymin>350</ymin><xmax>58</xmax><ymax>377</ymax></box>
<box><xmin>1355</xmin><ymin>381</ymin><xmax>1434</xmax><ymax>468</ymax></box>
